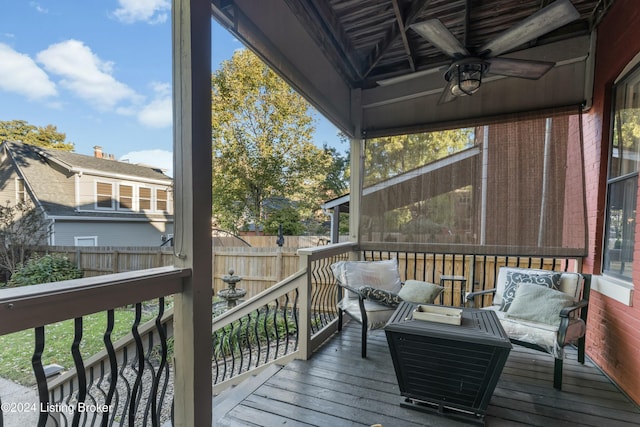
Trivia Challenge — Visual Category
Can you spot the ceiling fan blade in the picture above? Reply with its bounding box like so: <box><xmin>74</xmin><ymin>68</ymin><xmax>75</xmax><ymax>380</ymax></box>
<box><xmin>437</xmin><ymin>79</ymin><xmax>458</xmax><ymax>105</ymax></box>
<box><xmin>487</xmin><ymin>57</ymin><xmax>555</xmax><ymax>79</ymax></box>
<box><xmin>479</xmin><ymin>0</ymin><xmax>580</xmax><ymax>58</ymax></box>
<box><xmin>411</xmin><ymin>19</ymin><xmax>469</xmax><ymax>58</ymax></box>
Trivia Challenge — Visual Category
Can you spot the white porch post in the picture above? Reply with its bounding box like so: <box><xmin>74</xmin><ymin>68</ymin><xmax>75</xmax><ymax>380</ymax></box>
<box><xmin>349</xmin><ymin>88</ymin><xmax>363</xmax><ymax>259</ymax></box>
<box><xmin>172</xmin><ymin>0</ymin><xmax>212</xmax><ymax>426</ymax></box>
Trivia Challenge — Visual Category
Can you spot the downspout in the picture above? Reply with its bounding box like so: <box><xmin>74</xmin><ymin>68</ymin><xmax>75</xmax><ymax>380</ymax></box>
<box><xmin>538</xmin><ymin>118</ymin><xmax>552</xmax><ymax>247</ymax></box>
<box><xmin>47</xmin><ymin>217</ymin><xmax>55</xmax><ymax>245</ymax></box>
<box><xmin>480</xmin><ymin>126</ymin><xmax>489</xmax><ymax>245</ymax></box>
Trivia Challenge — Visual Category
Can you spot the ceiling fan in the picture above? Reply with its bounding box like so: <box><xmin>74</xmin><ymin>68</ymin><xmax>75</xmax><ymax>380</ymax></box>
<box><xmin>408</xmin><ymin>0</ymin><xmax>580</xmax><ymax>104</ymax></box>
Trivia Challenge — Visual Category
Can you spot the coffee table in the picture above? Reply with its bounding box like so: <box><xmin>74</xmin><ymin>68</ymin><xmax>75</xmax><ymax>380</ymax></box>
<box><xmin>384</xmin><ymin>302</ymin><xmax>511</xmax><ymax>425</ymax></box>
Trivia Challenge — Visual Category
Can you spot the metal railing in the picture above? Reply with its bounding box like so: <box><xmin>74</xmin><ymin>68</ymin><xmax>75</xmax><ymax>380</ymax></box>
<box><xmin>0</xmin><ymin>267</ymin><xmax>188</xmax><ymax>427</ymax></box>
<box><xmin>360</xmin><ymin>248</ymin><xmax>581</xmax><ymax>307</ymax></box>
<box><xmin>211</xmin><ymin>270</ymin><xmax>306</xmax><ymax>393</ymax></box>
<box><xmin>0</xmin><ymin>243</ymin><xmax>584</xmax><ymax>426</ymax></box>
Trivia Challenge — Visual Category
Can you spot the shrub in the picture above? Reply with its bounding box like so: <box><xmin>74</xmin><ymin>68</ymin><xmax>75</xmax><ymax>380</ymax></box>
<box><xmin>8</xmin><ymin>254</ymin><xmax>83</xmax><ymax>287</ymax></box>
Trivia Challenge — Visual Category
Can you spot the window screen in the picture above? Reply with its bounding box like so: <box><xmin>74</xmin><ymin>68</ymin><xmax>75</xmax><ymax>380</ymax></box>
<box><xmin>359</xmin><ymin>111</ymin><xmax>587</xmax><ymax>256</ymax></box>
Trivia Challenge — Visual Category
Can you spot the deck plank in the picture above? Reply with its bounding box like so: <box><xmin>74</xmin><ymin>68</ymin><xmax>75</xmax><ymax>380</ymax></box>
<box><xmin>213</xmin><ymin>322</ymin><xmax>640</xmax><ymax>426</ymax></box>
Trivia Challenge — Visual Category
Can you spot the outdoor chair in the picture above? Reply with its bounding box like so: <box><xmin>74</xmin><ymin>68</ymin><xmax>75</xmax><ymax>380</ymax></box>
<box><xmin>331</xmin><ymin>259</ymin><xmax>443</xmax><ymax>358</ymax></box>
<box><xmin>466</xmin><ymin>266</ymin><xmax>591</xmax><ymax>389</ymax></box>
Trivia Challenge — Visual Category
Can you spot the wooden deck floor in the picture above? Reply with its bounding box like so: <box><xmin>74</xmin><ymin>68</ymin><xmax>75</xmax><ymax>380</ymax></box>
<box><xmin>213</xmin><ymin>322</ymin><xmax>640</xmax><ymax>426</ymax></box>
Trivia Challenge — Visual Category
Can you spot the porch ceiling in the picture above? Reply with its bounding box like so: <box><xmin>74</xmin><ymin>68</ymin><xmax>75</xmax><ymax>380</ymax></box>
<box><xmin>211</xmin><ymin>0</ymin><xmax>607</xmax><ymax>139</ymax></box>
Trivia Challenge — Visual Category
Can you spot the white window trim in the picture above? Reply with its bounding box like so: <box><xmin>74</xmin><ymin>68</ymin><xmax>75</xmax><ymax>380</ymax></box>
<box><xmin>95</xmin><ymin>181</ymin><xmax>115</xmax><ymax>210</ymax></box>
<box><xmin>74</xmin><ymin>236</ymin><xmax>98</xmax><ymax>246</ymax></box>
<box><xmin>592</xmin><ymin>275</ymin><xmax>634</xmax><ymax>306</ymax></box>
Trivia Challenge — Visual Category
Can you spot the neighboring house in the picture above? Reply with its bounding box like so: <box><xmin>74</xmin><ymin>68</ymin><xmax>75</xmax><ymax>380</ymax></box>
<box><xmin>0</xmin><ymin>141</ymin><xmax>173</xmax><ymax>247</ymax></box>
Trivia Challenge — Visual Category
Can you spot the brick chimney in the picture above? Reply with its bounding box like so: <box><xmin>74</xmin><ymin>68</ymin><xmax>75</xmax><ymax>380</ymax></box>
<box><xmin>94</xmin><ymin>146</ymin><xmax>103</xmax><ymax>159</ymax></box>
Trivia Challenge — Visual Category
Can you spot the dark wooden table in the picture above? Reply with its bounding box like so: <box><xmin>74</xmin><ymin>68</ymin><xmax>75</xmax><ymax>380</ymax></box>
<box><xmin>384</xmin><ymin>302</ymin><xmax>512</xmax><ymax>425</ymax></box>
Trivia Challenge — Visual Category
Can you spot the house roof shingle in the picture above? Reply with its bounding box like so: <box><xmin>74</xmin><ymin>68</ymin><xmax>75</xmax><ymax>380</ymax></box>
<box><xmin>2</xmin><ymin>141</ymin><xmax>172</xmax><ymax>220</ymax></box>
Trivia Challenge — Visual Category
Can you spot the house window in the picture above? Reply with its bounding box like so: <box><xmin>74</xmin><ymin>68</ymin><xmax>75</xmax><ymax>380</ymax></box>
<box><xmin>603</xmin><ymin>65</ymin><xmax>640</xmax><ymax>281</ymax></box>
<box><xmin>156</xmin><ymin>189</ymin><xmax>168</xmax><ymax>212</ymax></box>
<box><xmin>75</xmin><ymin>236</ymin><xmax>97</xmax><ymax>246</ymax></box>
<box><xmin>96</xmin><ymin>182</ymin><xmax>114</xmax><ymax>209</ymax></box>
<box><xmin>15</xmin><ymin>178</ymin><xmax>25</xmax><ymax>203</ymax></box>
<box><xmin>139</xmin><ymin>187</ymin><xmax>152</xmax><ymax>210</ymax></box>
<box><xmin>119</xmin><ymin>184</ymin><xmax>134</xmax><ymax>210</ymax></box>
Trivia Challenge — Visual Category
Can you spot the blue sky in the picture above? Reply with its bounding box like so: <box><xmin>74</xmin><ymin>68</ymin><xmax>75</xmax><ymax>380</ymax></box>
<box><xmin>0</xmin><ymin>0</ymin><xmax>343</xmax><ymax>176</ymax></box>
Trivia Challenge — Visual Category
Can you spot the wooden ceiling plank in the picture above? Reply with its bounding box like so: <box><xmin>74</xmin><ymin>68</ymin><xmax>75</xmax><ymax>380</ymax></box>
<box><xmin>392</xmin><ymin>0</ymin><xmax>416</xmax><ymax>72</ymax></box>
<box><xmin>363</xmin><ymin>0</ymin><xmax>433</xmax><ymax>78</ymax></box>
<box><xmin>286</xmin><ymin>0</ymin><xmax>365</xmax><ymax>81</ymax></box>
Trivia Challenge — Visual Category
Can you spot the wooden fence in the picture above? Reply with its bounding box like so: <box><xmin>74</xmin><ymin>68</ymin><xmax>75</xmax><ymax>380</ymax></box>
<box><xmin>39</xmin><ymin>246</ymin><xmax>175</xmax><ymax>277</ymax></box>
<box><xmin>39</xmin><ymin>245</ymin><xmax>304</xmax><ymax>299</ymax></box>
<box><xmin>212</xmin><ymin>247</ymin><xmax>301</xmax><ymax>297</ymax></box>
<box><xmin>35</xmin><ymin>245</ymin><xmax>580</xmax><ymax>307</ymax></box>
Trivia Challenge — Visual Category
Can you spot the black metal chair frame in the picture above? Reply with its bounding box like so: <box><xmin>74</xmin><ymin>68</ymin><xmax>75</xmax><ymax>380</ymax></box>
<box><xmin>336</xmin><ymin>281</ymin><xmax>391</xmax><ymax>358</ymax></box>
<box><xmin>466</xmin><ymin>273</ymin><xmax>591</xmax><ymax>390</ymax></box>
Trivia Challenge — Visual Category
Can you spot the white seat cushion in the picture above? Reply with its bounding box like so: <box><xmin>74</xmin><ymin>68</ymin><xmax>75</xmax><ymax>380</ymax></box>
<box><xmin>484</xmin><ymin>305</ymin><xmax>586</xmax><ymax>358</ymax></box>
<box><xmin>338</xmin><ymin>298</ymin><xmax>396</xmax><ymax>330</ymax></box>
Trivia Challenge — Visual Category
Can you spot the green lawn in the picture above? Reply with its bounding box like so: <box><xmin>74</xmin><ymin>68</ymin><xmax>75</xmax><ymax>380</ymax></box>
<box><xmin>0</xmin><ymin>308</ymin><xmax>159</xmax><ymax>385</ymax></box>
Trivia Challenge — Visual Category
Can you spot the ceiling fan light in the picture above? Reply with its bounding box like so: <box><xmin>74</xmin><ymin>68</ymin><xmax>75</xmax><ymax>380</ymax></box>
<box><xmin>451</xmin><ymin>63</ymin><xmax>484</xmax><ymax>96</ymax></box>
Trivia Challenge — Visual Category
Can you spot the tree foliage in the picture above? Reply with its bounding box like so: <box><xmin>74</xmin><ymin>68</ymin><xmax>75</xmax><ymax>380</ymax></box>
<box><xmin>8</xmin><ymin>254</ymin><xmax>83</xmax><ymax>287</ymax></box>
<box><xmin>263</xmin><ymin>205</ymin><xmax>304</xmax><ymax>236</ymax></box>
<box><xmin>322</xmin><ymin>144</ymin><xmax>349</xmax><ymax>197</ymax></box>
<box><xmin>211</xmin><ymin>49</ymin><xmax>339</xmax><ymax>233</ymax></box>
<box><xmin>0</xmin><ymin>201</ymin><xmax>51</xmax><ymax>277</ymax></box>
<box><xmin>0</xmin><ymin>119</ymin><xmax>75</xmax><ymax>151</ymax></box>
<box><xmin>364</xmin><ymin>129</ymin><xmax>474</xmax><ymax>186</ymax></box>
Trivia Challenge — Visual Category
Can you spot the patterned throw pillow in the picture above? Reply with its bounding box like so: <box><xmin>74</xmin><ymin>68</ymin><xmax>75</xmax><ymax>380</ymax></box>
<box><xmin>359</xmin><ymin>286</ymin><xmax>402</xmax><ymax>307</ymax></box>
<box><xmin>500</xmin><ymin>271</ymin><xmax>561</xmax><ymax>312</ymax></box>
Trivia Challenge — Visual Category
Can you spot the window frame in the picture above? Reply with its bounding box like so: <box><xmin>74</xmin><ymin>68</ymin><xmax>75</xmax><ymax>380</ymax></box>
<box><xmin>156</xmin><ymin>188</ymin><xmax>168</xmax><ymax>213</ymax></box>
<box><xmin>118</xmin><ymin>183</ymin><xmax>135</xmax><ymax>211</ymax></box>
<box><xmin>602</xmin><ymin>63</ymin><xmax>640</xmax><ymax>281</ymax></box>
<box><xmin>74</xmin><ymin>236</ymin><xmax>98</xmax><ymax>246</ymax></box>
<box><xmin>139</xmin><ymin>186</ymin><xmax>152</xmax><ymax>211</ymax></box>
<box><xmin>95</xmin><ymin>181</ymin><xmax>115</xmax><ymax>210</ymax></box>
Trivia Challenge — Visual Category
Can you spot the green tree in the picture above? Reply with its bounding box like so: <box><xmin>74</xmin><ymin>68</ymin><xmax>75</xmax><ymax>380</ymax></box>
<box><xmin>364</xmin><ymin>129</ymin><xmax>474</xmax><ymax>186</ymax></box>
<box><xmin>0</xmin><ymin>201</ymin><xmax>51</xmax><ymax>279</ymax></box>
<box><xmin>8</xmin><ymin>254</ymin><xmax>83</xmax><ymax>287</ymax></box>
<box><xmin>0</xmin><ymin>119</ymin><xmax>75</xmax><ymax>151</ymax></box>
<box><xmin>264</xmin><ymin>205</ymin><xmax>304</xmax><ymax>236</ymax></box>
<box><xmin>211</xmin><ymin>49</ymin><xmax>334</xmax><ymax>233</ymax></box>
<box><xmin>322</xmin><ymin>145</ymin><xmax>349</xmax><ymax>198</ymax></box>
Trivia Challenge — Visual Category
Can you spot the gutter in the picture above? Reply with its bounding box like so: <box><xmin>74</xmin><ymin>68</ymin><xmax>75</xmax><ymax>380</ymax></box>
<box><xmin>49</xmin><ymin>215</ymin><xmax>173</xmax><ymax>223</ymax></box>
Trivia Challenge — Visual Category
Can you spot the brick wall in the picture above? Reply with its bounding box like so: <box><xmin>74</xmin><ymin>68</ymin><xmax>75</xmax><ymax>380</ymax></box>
<box><xmin>583</xmin><ymin>0</ymin><xmax>640</xmax><ymax>404</ymax></box>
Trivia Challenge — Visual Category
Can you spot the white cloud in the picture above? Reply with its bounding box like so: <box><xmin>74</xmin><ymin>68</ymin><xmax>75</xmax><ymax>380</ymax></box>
<box><xmin>113</xmin><ymin>0</ymin><xmax>171</xmax><ymax>24</ymax></box>
<box><xmin>29</xmin><ymin>2</ymin><xmax>48</xmax><ymax>14</ymax></box>
<box><xmin>36</xmin><ymin>40</ymin><xmax>141</xmax><ymax>111</ymax></box>
<box><xmin>120</xmin><ymin>149</ymin><xmax>173</xmax><ymax>177</ymax></box>
<box><xmin>138</xmin><ymin>82</ymin><xmax>172</xmax><ymax>128</ymax></box>
<box><xmin>0</xmin><ymin>43</ymin><xmax>57</xmax><ymax>100</ymax></box>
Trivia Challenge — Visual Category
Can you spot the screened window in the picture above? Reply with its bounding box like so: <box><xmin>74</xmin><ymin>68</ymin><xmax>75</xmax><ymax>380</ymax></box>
<box><xmin>139</xmin><ymin>187</ymin><xmax>152</xmax><ymax>210</ymax></box>
<box><xmin>119</xmin><ymin>184</ymin><xmax>134</xmax><ymax>210</ymax></box>
<box><xmin>359</xmin><ymin>113</ymin><xmax>587</xmax><ymax>256</ymax></box>
<box><xmin>603</xmin><ymin>65</ymin><xmax>640</xmax><ymax>280</ymax></box>
<box><xmin>96</xmin><ymin>182</ymin><xmax>114</xmax><ymax>209</ymax></box>
<box><xmin>156</xmin><ymin>189</ymin><xmax>168</xmax><ymax>212</ymax></box>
